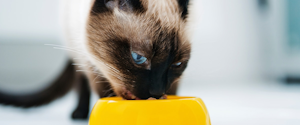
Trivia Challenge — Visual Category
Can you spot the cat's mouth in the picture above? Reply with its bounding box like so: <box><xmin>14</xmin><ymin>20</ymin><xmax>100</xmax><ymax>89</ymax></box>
<box><xmin>121</xmin><ymin>90</ymin><xmax>167</xmax><ymax>100</ymax></box>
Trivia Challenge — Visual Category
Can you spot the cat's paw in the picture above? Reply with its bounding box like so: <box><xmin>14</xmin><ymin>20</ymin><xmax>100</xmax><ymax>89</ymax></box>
<box><xmin>71</xmin><ymin>108</ymin><xmax>89</xmax><ymax>120</ymax></box>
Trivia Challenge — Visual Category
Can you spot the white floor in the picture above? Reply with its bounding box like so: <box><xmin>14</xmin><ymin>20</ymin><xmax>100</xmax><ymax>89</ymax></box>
<box><xmin>180</xmin><ymin>81</ymin><xmax>300</xmax><ymax>125</ymax></box>
<box><xmin>1</xmin><ymin>81</ymin><xmax>300</xmax><ymax>125</ymax></box>
<box><xmin>1</xmin><ymin>45</ymin><xmax>300</xmax><ymax>125</ymax></box>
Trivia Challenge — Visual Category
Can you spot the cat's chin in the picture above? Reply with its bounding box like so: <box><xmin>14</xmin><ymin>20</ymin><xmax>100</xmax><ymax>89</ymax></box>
<box><xmin>121</xmin><ymin>90</ymin><xmax>140</xmax><ymax>100</ymax></box>
<box><xmin>121</xmin><ymin>90</ymin><xmax>167</xmax><ymax>100</ymax></box>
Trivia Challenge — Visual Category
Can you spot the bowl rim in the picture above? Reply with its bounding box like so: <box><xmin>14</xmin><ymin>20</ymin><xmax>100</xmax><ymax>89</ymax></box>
<box><xmin>99</xmin><ymin>95</ymin><xmax>199</xmax><ymax>102</ymax></box>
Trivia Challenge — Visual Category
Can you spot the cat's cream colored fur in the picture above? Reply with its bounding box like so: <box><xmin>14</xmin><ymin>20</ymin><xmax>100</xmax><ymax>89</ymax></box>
<box><xmin>61</xmin><ymin>0</ymin><xmax>192</xmax><ymax>98</ymax></box>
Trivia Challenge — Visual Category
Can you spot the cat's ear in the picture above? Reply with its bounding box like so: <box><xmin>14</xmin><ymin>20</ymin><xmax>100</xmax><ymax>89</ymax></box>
<box><xmin>177</xmin><ymin>0</ymin><xmax>190</xmax><ymax>19</ymax></box>
<box><xmin>91</xmin><ymin>0</ymin><xmax>145</xmax><ymax>14</ymax></box>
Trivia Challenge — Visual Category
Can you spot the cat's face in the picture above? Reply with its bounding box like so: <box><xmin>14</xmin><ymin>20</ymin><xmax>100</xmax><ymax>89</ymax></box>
<box><xmin>86</xmin><ymin>0</ymin><xmax>191</xmax><ymax>99</ymax></box>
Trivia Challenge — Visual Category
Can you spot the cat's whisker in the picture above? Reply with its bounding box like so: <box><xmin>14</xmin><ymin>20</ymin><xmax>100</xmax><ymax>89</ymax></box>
<box><xmin>76</xmin><ymin>70</ymin><xmax>86</xmax><ymax>72</ymax></box>
<box><xmin>95</xmin><ymin>80</ymin><xmax>110</xmax><ymax>83</ymax></box>
<box><xmin>45</xmin><ymin>44</ymin><xmax>86</xmax><ymax>55</ymax></box>
<box><xmin>72</xmin><ymin>58</ymin><xmax>86</xmax><ymax>61</ymax></box>
<box><xmin>92</xmin><ymin>75</ymin><xmax>100</xmax><ymax>83</ymax></box>
<box><xmin>74</xmin><ymin>46</ymin><xmax>123</xmax><ymax>77</ymax></box>
<box><xmin>102</xmin><ymin>88</ymin><xmax>116</xmax><ymax>97</ymax></box>
<box><xmin>52</xmin><ymin>47</ymin><xmax>86</xmax><ymax>56</ymax></box>
<box><xmin>45</xmin><ymin>44</ymin><xmax>84</xmax><ymax>52</ymax></box>
<box><xmin>107</xmin><ymin>92</ymin><xmax>116</xmax><ymax>97</ymax></box>
<box><xmin>53</xmin><ymin>46</ymin><xmax>85</xmax><ymax>53</ymax></box>
<box><xmin>44</xmin><ymin>44</ymin><xmax>68</xmax><ymax>48</ymax></box>
<box><xmin>77</xmin><ymin>66</ymin><xmax>85</xmax><ymax>68</ymax></box>
<box><xmin>100</xmin><ymin>84</ymin><xmax>115</xmax><ymax>96</ymax></box>
<box><xmin>73</xmin><ymin>64</ymin><xmax>87</xmax><ymax>68</ymax></box>
<box><xmin>72</xmin><ymin>63</ymin><xmax>86</xmax><ymax>66</ymax></box>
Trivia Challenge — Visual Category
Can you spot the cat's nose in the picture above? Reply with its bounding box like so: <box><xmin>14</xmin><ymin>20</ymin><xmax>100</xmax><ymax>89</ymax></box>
<box><xmin>149</xmin><ymin>89</ymin><xmax>164</xmax><ymax>99</ymax></box>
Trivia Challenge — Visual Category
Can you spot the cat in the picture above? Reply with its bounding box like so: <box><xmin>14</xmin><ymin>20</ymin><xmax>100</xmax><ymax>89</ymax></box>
<box><xmin>0</xmin><ymin>0</ymin><xmax>191</xmax><ymax>119</ymax></box>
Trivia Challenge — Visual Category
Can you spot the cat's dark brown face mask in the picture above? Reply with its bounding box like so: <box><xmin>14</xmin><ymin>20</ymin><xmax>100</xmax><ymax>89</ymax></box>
<box><xmin>86</xmin><ymin>0</ymin><xmax>191</xmax><ymax>99</ymax></box>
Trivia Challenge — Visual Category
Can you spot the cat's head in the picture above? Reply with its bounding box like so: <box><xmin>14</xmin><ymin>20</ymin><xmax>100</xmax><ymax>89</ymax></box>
<box><xmin>86</xmin><ymin>0</ymin><xmax>191</xmax><ymax>99</ymax></box>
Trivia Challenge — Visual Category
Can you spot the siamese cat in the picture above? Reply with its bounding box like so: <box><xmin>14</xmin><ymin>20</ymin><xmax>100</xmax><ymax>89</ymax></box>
<box><xmin>0</xmin><ymin>0</ymin><xmax>191</xmax><ymax>119</ymax></box>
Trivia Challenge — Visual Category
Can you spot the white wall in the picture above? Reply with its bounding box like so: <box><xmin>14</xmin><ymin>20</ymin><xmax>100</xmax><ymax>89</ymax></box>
<box><xmin>0</xmin><ymin>0</ymin><xmax>66</xmax><ymax>92</ymax></box>
<box><xmin>0</xmin><ymin>0</ymin><xmax>290</xmax><ymax>90</ymax></box>
<box><xmin>0</xmin><ymin>0</ymin><xmax>61</xmax><ymax>44</ymax></box>
<box><xmin>183</xmin><ymin>0</ymin><xmax>270</xmax><ymax>84</ymax></box>
<box><xmin>261</xmin><ymin>0</ymin><xmax>287</xmax><ymax>79</ymax></box>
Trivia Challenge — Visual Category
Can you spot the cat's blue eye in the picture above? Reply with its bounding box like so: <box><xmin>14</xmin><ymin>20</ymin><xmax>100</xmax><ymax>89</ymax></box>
<box><xmin>173</xmin><ymin>62</ymin><xmax>182</xmax><ymax>67</ymax></box>
<box><xmin>131</xmin><ymin>52</ymin><xmax>147</xmax><ymax>64</ymax></box>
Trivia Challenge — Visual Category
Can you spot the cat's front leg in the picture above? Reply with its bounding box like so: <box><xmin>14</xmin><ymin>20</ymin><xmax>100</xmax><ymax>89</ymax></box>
<box><xmin>72</xmin><ymin>74</ymin><xmax>91</xmax><ymax>119</ymax></box>
<box><xmin>72</xmin><ymin>67</ymin><xmax>114</xmax><ymax>120</ymax></box>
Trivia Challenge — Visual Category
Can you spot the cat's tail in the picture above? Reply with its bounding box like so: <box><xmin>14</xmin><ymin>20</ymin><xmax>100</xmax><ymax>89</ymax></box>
<box><xmin>0</xmin><ymin>60</ymin><xmax>76</xmax><ymax>108</ymax></box>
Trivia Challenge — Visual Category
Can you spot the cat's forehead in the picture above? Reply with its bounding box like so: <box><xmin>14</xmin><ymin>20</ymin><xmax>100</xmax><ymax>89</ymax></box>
<box><xmin>99</xmin><ymin>0</ymin><xmax>188</xmax><ymax>28</ymax></box>
<box><xmin>142</xmin><ymin>0</ymin><xmax>182</xmax><ymax>23</ymax></box>
<box><xmin>87</xmin><ymin>0</ymin><xmax>191</xmax><ymax>60</ymax></box>
<box><xmin>129</xmin><ymin>28</ymin><xmax>190</xmax><ymax>62</ymax></box>
<box><xmin>89</xmin><ymin>0</ymin><xmax>190</xmax><ymax>38</ymax></box>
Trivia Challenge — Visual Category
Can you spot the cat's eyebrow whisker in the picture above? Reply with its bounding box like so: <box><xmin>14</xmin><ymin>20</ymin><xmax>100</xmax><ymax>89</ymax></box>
<box><xmin>121</xmin><ymin>0</ymin><xmax>128</xmax><ymax>6</ymax></box>
<box><xmin>91</xmin><ymin>10</ymin><xmax>97</xmax><ymax>15</ymax></box>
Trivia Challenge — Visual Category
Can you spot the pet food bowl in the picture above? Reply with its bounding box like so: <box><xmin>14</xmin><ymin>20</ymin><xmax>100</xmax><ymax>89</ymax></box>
<box><xmin>89</xmin><ymin>96</ymin><xmax>211</xmax><ymax>125</ymax></box>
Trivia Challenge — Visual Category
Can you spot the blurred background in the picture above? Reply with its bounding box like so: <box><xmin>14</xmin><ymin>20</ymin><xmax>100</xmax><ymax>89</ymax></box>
<box><xmin>0</xmin><ymin>0</ymin><xmax>300</xmax><ymax>125</ymax></box>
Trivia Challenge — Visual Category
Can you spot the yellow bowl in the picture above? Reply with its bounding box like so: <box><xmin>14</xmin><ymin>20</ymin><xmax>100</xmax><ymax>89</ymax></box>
<box><xmin>89</xmin><ymin>96</ymin><xmax>211</xmax><ymax>125</ymax></box>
